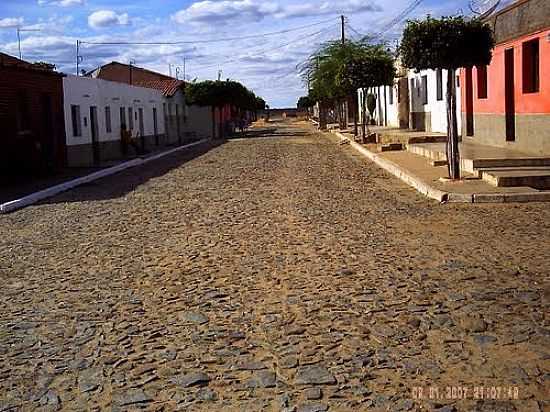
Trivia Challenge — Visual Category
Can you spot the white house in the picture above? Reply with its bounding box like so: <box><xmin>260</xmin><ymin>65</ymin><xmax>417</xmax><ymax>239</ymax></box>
<box><xmin>358</xmin><ymin>68</ymin><xmax>462</xmax><ymax>135</ymax></box>
<box><xmin>408</xmin><ymin>68</ymin><xmax>462</xmax><ymax>135</ymax></box>
<box><xmin>63</xmin><ymin>75</ymin><xmax>166</xmax><ymax>166</ymax></box>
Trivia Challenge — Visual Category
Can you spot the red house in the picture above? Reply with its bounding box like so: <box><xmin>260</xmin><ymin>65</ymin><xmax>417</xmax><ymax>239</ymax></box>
<box><xmin>0</xmin><ymin>53</ymin><xmax>66</xmax><ymax>175</ymax></box>
<box><xmin>460</xmin><ymin>0</ymin><xmax>550</xmax><ymax>155</ymax></box>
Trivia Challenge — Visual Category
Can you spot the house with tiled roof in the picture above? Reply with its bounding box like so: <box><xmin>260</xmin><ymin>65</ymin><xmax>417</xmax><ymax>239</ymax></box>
<box><xmin>87</xmin><ymin>62</ymin><xmax>215</xmax><ymax>144</ymax></box>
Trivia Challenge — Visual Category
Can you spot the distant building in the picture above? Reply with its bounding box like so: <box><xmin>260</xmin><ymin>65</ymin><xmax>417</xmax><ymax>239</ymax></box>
<box><xmin>459</xmin><ymin>0</ymin><xmax>550</xmax><ymax>155</ymax></box>
<box><xmin>0</xmin><ymin>53</ymin><xmax>66</xmax><ymax>175</ymax></box>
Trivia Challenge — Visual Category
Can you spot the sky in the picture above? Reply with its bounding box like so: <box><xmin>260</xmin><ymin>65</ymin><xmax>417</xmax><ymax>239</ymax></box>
<box><xmin>0</xmin><ymin>0</ymin><xmax>494</xmax><ymax>107</ymax></box>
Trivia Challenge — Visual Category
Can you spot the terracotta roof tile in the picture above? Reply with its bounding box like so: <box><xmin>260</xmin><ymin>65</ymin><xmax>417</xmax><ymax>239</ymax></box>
<box><xmin>133</xmin><ymin>79</ymin><xmax>185</xmax><ymax>97</ymax></box>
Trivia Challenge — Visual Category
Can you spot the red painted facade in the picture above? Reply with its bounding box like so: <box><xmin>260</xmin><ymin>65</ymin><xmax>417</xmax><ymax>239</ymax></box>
<box><xmin>461</xmin><ymin>28</ymin><xmax>550</xmax><ymax>115</ymax></box>
<box><xmin>0</xmin><ymin>53</ymin><xmax>66</xmax><ymax>175</ymax></box>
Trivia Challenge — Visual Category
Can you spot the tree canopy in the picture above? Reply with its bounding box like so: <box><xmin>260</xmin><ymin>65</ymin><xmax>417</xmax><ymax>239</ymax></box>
<box><xmin>297</xmin><ymin>95</ymin><xmax>314</xmax><ymax>109</ymax></box>
<box><xmin>399</xmin><ymin>16</ymin><xmax>495</xmax><ymax>70</ymax></box>
<box><xmin>301</xmin><ymin>40</ymin><xmax>396</xmax><ymax>104</ymax></box>
<box><xmin>185</xmin><ymin>80</ymin><xmax>265</xmax><ymax>111</ymax></box>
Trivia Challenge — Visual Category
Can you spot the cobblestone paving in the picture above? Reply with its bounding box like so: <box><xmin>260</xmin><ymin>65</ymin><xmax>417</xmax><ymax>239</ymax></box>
<box><xmin>0</xmin><ymin>122</ymin><xmax>549</xmax><ymax>412</ymax></box>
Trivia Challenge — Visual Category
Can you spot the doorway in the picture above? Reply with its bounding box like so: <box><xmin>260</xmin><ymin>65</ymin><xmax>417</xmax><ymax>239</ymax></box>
<box><xmin>505</xmin><ymin>48</ymin><xmax>516</xmax><ymax>141</ymax></box>
<box><xmin>89</xmin><ymin>106</ymin><xmax>100</xmax><ymax>165</ymax></box>
<box><xmin>465</xmin><ymin>67</ymin><xmax>474</xmax><ymax>136</ymax></box>
<box><xmin>138</xmin><ymin>108</ymin><xmax>145</xmax><ymax>151</ymax></box>
<box><xmin>153</xmin><ymin>107</ymin><xmax>159</xmax><ymax>146</ymax></box>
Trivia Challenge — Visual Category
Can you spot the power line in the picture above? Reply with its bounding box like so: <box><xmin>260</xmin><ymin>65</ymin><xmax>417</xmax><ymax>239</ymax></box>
<box><xmin>79</xmin><ymin>17</ymin><xmax>339</xmax><ymax>46</ymax></box>
<box><xmin>346</xmin><ymin>24</ymin><xmax>364</xmax><ymax>40</ymax></box>
<box><xmin>345</xmin><ymin>0</ymin><xmax>424</xmax><ymax>41</ymax></box>
<box><xmin>189</xmin><ymin>23</ymin><xmax>340</xmax><ymax>72</ymax></box>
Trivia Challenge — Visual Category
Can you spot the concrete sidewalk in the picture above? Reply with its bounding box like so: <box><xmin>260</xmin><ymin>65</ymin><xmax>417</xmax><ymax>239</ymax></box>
<box><xmin>331</xmin><ymin>130</ymin><xmax>550</xmax><ymax>203</ymax></box>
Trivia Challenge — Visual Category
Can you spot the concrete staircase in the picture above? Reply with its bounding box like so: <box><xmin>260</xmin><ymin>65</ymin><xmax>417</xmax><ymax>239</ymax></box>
<box><xmin>480</xmin><ymin>167</ymin><xmax>550</xmax><ymax>190</ymax></box>
<box><xmin>407</xmin><ymin>142</ymin><xmax>550</xmax><ymax>190</ymax></box>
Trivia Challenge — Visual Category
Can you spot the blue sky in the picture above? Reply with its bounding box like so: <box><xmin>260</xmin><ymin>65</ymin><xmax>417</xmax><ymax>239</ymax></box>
<box><xmin>1</xmin><ymin>0</ymin><xmax>484</xmax><ymax>107</ymax></box>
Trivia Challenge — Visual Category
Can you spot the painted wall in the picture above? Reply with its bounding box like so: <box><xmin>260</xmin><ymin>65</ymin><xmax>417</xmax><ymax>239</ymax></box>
<box><xmin>63</xmin><ymin>75</ymin><xmax>165</xmax><ymax>146</ymax></box>
<box><xmin>462</xmin><ymin>30</ymin><xmax>550</xmax><ymax>115</ymax></box>
<box><xmin>358</xmin><ymin>69</ymin><xmax>461</xmax><ymax>135</ymax></box>
<box><xmin>0</xmin><ymin>63</ymin><xmax>66</xmax><ymax>173</ymax></box>
<box><xmin>186</xmin><ymin>105</ymin><xmax>214</xmax><ymax>140</ymax></box>
<box><xmin>459</xmin><ymin>28</ymin><xmax>550</xmax><ymax>155</ymax></box>
<box><xmin>163</xmin><ymin>89</ymin><xmax>186</xmax><ymax>145</ymax></box>
<box><xmin>408</xmin><ymin>69</ymin><xmax>462</xmax><ymax>135</ymax></box>
<box><xmin>63</xmin><ymin>75</ymin><xmax>165</xmax><ymax>165</ymax></box>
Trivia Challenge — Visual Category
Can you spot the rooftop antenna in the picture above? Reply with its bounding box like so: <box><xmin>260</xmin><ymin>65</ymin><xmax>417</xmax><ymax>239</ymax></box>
<box><xmin>469</xmin><ymin>0</ymin><xmax>501</xmax><ymax>19</ymax></box>
<box><xmin>17</xmin><ymin>27</ymin><xmax>41</xmax><ymax>60</ymax></box>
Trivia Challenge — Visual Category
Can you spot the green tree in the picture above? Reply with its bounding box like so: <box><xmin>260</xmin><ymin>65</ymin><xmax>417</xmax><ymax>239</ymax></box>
<box><xmin>339</xmin><ymin>43</ymin><xmax>396</xmax><ymax>137</ymax></box>
<box><xmin>185</xmin><ymin>80</ymin><xmax>265</xmax><ymax>138</ymax></box>
<box><xmin>297</xmin><ymin>95</ymin><xmax>314</xmax><ymax>109</ymax></box>
<box><xmin>400</xmin><ymin>16</ymin><xmax>495</xmax><ymax>179</ymax></box>
<box><xmin>302</xmin><ymin>40</ymin><xmax>395</xmax><ymax>135</ymax></box>
<box><xmin>302</xmin><ymin>40</ymin><xmax>374</xmax><ymax>130</ymax></box>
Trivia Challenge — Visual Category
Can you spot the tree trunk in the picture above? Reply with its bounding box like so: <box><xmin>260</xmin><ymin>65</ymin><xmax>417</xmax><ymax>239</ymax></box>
<box><xmin>319</xmin><ymin>101</ymin><xmax>327</xmax><ymax>130</ymax></box>
<box><xmin>352</xmin><ymin>95</ymin><xmax>358</xmax><ymax>137</ymax></box>
<box><xmin>361</xmin><ymin>91</ymin><xmax>367</xmax><ymax>139</ymax></box>
<box><xmin>446</xmin><ymin>69</ymin><xmax>460</xmax><ymax>179</ymax></box>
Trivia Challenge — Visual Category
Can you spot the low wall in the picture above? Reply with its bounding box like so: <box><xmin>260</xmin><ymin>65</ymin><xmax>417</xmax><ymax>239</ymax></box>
<box><xmin>462</xmin><ymin>113</ymin><xmax>550</xmax><ymax>156</ymax></box>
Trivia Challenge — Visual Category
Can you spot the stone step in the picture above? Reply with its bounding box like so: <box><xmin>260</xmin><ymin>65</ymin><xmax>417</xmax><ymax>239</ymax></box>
<box><xmin>380</xmin><ymin>143</ymin><xmax>404</xmax><ymax>152</ymax></box>
<box><xmin>482</xmin><ymin>167</ymin><xmax>550</xmax><ymax>189</ymax></box>
<box><xmin>472</xmin><ymin>157</ymin><xmax>550</xmax><ymax>170</ymax></box>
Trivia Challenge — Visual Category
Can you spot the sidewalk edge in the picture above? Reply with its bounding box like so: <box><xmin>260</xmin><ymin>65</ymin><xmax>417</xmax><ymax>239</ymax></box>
<box><xmin>331</xmin><ymin>131</ymin><xmax>550</xmax><ymax>204</ymax></box>
<box><xmin>0</xmin><ymin>139</ymin><xmax>208</xmax><ymax>214</ymax></box>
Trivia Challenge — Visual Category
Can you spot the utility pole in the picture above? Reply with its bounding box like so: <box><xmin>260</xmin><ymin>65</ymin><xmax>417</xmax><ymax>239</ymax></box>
<box><xmin>341</xmin><ymin>15</ymin><xmax>345</xmax><ymax>46</ymax></box>
<box><xmin>76</xmin><ymin>40</ymin><xmax>81</xmax><ymax>76</ymax></box>
<box><xmin>129</xmin><ymin>59</ymin><xmax>135</xmax><ymax>85</ymax></box>
<box><xmin>183</xmin><ymin>57</ymin><xmax>186</xmax><ymax>81</ymax></box>
<box><xmin>17</xmin><ymin>28</ymin><xmax>21</xmax><ymax>60</ymax></box>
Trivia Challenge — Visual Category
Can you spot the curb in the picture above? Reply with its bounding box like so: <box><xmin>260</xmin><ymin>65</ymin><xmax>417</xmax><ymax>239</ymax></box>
<box><xmin>330</xmin><ymin>131</ymin><xmax>550</xmax><ymax>204</ymax></box>
<box><xmin>331</xmin><ymin>131</ymin><xmax>450</xmax><ymax>203</ymax></box>
<box><xmin>0</xmin><ymin>139</ymin><xmax>208</xmax><ymax>214</ymax></box>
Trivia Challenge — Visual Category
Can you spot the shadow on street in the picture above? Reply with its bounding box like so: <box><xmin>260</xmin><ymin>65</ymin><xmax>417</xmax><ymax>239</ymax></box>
<box><xmin>36</xmin><ymin>140</ymin><xmax>226</xmax><ymax>205</ymax></box>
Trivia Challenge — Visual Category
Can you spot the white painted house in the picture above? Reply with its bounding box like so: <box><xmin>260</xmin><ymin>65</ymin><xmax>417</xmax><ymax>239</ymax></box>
<box><xmin>63</xmin><ymin>75</ymin><xmax>165</xmax><ymax>166</ymax></box>
<box><xmin>408</xmin><ymin>68</ymin><xmax>462</xmax><ymax>135</ymax></box>
<box><xmin>358</xmin><ymin>68</ymin><xmax>462</xmax><ymax>135</ymax></box>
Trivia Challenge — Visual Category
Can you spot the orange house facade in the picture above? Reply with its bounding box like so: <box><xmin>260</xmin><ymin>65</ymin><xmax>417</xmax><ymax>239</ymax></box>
<box><xmin>460</xmin><ymin>0</ymin><xmax>550</xmax><ymax>155</ymax></box>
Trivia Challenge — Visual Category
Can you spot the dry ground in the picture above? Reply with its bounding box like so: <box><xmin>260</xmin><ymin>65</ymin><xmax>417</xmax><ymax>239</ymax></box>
<box><xmin>0</xmin><ymin>121</ymin><xmax>548</xmax><ymax>411</ymax></box>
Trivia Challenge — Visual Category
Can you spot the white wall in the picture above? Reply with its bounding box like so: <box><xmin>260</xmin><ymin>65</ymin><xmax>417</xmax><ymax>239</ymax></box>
<box><xmin>63</xmin><ymin>75</ymin><xmax>165</xmax><ymax>147</ymax></box>
<box><xmin>408</xmin><ymin>69</ymin><xmax>462</xmax><ymax>135</ymax></box>
<box><xmin>358</xmin><ymin>86</ymin><xmax>399</xmax><ymax>127</ymax></box>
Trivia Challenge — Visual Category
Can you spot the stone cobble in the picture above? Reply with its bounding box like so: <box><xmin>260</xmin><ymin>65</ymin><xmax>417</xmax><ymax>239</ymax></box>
<box><xmin>0</xmin><ymin>122</ymin><xmax>548</xmax><ymax>411</ymax></box>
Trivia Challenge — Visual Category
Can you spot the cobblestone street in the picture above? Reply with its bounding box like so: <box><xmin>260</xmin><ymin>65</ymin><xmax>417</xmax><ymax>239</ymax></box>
<box><xmin>1</xmin><ymin>121</ymin><xmax>548</xmax><ymax>412</ymax></box>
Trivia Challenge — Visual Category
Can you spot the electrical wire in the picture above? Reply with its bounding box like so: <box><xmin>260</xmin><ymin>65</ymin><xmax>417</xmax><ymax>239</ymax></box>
<box><xmin>79</xmin><ymin>17</ymin><xmax>339</xmax><ymax>46</ymax></box>
<box><xmin>188</xmin><ymin>23</ymin><xmax>341</xmax><ymax>72</ymax></box>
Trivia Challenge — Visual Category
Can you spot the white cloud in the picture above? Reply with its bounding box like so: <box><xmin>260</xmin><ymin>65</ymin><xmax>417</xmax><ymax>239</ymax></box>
<box><xmin>172</xmin><ymin>0</ymin><xmax>381</xmax><ymax>25</ymax></box>
<box><xmin>38</xmin><ymin>0</ymin><xmax>85</xmax><ymax>6</ymax></box>
<box><xmin>172</xmin><ymin>0</ymin><xmax>280</xmax><ymax>25</ymax></box>
<box><xmin>276</xmin><ymin>1</ymin><xmax>381</xmax><ymax>19</ymax></box>
<box><xmin>0</xmin><ymin>17</ymin><xmax>24</xmax><ymax>28</ymax></box>
<box><xmin>88</xmin><ymin>10</ymin><xmax>130</xmax><ymax>29</ymax></box>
